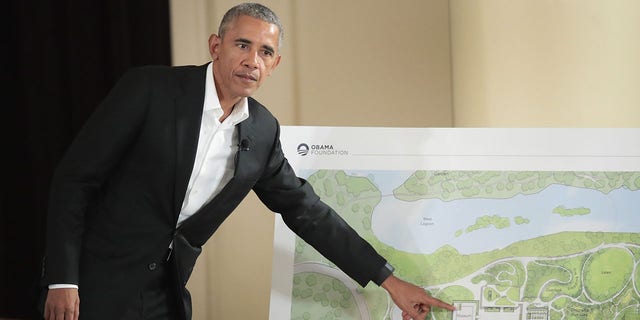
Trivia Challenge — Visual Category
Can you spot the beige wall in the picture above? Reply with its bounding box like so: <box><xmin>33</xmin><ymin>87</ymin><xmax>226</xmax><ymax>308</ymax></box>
<box><xmin>291</xmin><ymin>0</ymin><xmax>452</xmax><ymax>127</ymax></box>
<box><xmin>169</xmin><ymin>0</ymin><xmax>639</xmax><ymax>318</ymax></box>
<box><xmin>450</xmin><ymin>0</ymin><xmax>640</xmax><ymax>127</ymax></box>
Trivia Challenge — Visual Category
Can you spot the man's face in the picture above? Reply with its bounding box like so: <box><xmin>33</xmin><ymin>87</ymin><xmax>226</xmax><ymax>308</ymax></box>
<box><xmin>209</xmin><ymin>15</ymin><xmax>281</xmax><ymax>100</ymax></box>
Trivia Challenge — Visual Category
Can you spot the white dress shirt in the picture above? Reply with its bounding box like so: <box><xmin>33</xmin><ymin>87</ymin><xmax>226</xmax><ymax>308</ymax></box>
<box><xmin>177</xmin><ymin>63</ymin><xmax>249</xmax><ymax>226</ymax></box>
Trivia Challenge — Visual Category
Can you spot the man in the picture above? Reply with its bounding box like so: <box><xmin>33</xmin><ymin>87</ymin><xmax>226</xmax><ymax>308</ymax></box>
<box><xmin>42</xmin><ymin>3</ymin><xmax>455</xmax><ymax>320</ymax></box>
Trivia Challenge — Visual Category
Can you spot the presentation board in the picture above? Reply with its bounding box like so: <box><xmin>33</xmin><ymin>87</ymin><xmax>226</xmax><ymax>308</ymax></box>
<box><xmin>270</xmin><ymin>127</ymin><xmax>640</xmax><ymax>320</ymax></box>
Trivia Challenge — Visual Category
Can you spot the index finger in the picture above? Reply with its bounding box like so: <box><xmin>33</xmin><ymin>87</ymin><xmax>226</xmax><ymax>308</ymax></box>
<box><xmin>428</xmin><ymin>297</ymin><xmax>456</xmax><ymax>311</ymax></box>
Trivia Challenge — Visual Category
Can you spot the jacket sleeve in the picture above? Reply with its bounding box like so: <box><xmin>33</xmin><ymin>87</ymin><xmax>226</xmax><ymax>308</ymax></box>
<box><xmin>43</xmin><ymin>68</ymin><xmax>151</xmax><ymax>285</ymax></box>
<box><xmin>252</xmin><ymin>124</ymin><xmax>387</xmax><ymax>287</ymax></box>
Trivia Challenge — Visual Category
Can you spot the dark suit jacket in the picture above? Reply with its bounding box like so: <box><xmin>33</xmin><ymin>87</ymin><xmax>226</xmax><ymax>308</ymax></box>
<box><xmin>42</xmin><ymin>64</ymin><xmax>386</xmax><ymax>319</ymax></box>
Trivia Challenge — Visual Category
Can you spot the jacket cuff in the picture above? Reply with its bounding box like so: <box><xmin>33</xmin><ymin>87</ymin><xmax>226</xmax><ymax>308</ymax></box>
<box><xmin>373</xmin><ymin>262</ymin><xmax>394</xmax><ymax>286</ymax></box>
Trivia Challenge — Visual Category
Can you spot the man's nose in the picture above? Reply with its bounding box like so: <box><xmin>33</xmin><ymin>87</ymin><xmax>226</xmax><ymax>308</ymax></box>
<box><xmin>243</xmin><ymin>50</ymin><xmax>259</xmax><ymax>69</ymax></box>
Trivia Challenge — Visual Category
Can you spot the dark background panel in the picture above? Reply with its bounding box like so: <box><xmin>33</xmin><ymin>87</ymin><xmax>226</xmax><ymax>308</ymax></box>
<box><xmin>1</xmin><ymin>1</ymin><xmax>172</xmax><ymax>317</ymax></box>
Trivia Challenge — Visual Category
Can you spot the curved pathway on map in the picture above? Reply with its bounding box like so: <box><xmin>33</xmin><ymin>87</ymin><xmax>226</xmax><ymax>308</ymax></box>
<box><xmin>293</xmin><ymin>262</ymin><xmax>375</xmax><ymax>320</ymax></box>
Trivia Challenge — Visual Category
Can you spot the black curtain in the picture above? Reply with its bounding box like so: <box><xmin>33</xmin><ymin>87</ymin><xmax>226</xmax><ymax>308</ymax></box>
<box><xmin>2</xmin><ymin>1</ymin><xmax>172</xmax><ymax>317</ymax></box>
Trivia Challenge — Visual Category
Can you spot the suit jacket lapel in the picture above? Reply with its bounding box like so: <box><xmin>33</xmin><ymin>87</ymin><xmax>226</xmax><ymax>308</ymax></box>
<box><xmin>173</xmin><ymin>64</ymin><xmax>208</xmax><ymax>217</ymax></box>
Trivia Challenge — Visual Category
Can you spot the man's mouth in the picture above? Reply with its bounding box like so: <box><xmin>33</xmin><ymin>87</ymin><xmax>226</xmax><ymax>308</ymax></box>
<box><xmin>236</xmin><ymin>73</ymin><xmax>258</xmax><ymax>82</ymax></box>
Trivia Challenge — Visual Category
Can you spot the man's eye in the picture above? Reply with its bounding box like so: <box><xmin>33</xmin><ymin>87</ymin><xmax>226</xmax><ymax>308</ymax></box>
<box><xmin>263</xmin><ymin>50</ymin><xmax>273</xmax><ymax>57</ymax></box>
<box><xmin>237</xmin><ymin>43</ymin><xmax>248</xmax><ymax>49</ymax></box>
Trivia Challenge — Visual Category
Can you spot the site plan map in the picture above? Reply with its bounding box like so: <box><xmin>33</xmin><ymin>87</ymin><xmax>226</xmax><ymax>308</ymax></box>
<box><xmin>270</xmin><ymin>128</ymin><xmax>640</xmax><ymax>320</ymax></box>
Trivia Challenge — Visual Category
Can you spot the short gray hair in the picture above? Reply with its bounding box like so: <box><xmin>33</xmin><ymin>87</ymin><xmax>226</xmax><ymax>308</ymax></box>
<box><xmin>218</xmin><ymin>3</ymin><xmax>284</xmax><ymax>47</ymax></box>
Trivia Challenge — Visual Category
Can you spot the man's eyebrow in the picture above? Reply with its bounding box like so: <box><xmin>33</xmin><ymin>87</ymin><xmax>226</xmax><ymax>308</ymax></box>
<box><xmin>235</xmin><ymin>38</ymin><xmax>252</xmax><ymax>45</ymax></box>
<box><xmin>234</xmin><ymin>38</ymin><xmax>275</xmax><ymax>53</ymax></box>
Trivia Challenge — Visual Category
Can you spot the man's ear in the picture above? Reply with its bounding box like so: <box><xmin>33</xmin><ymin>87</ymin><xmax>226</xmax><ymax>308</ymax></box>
<box><xmin>273</xmin><ymin>55</ymin><xmax>282</xmax><ymax>69</ymax></box>
<box><xmin>266</xmin><ymin>54</ymin><xmax>282</xmax><ymax>77</ymax></box>
<box><xmin>208</xmin><ymin>34</ymin><xmax>221</xmax><ymax>60</ymax></box>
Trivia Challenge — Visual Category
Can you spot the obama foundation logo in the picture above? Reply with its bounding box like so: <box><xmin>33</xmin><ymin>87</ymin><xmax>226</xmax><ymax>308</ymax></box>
<box><xmin>296</xmin><ymin>143</ymin><xmax>348</xmax><ymax>156</ymax></box>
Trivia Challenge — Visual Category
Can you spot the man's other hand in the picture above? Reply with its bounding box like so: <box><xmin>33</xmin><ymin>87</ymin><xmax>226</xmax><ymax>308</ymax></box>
<box><xmin>44</xmin><ymin>288</ymin><xmax>80</xmax><ymax>320</ymax></box>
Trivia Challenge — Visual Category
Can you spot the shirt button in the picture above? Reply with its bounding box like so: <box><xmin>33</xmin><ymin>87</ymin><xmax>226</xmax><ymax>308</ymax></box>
<box><xmin>148</xmin><ymin>262</ymin><xmax>157</xmax><ymax>271</ymax></box>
